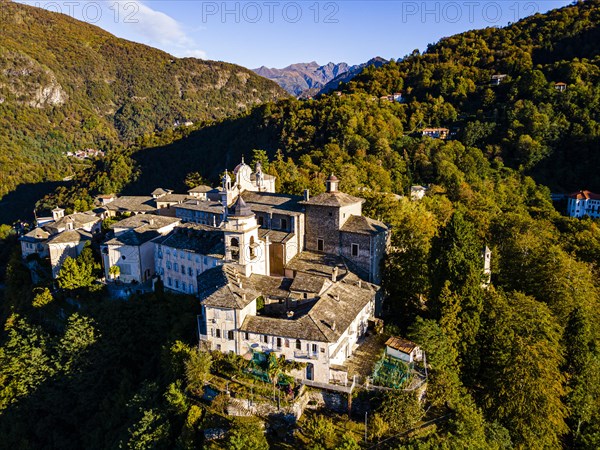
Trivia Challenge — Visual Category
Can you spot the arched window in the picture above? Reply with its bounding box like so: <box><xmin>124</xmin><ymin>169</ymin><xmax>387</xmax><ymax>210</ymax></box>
<box><xmin>230</xmin><ymin>238</ymin><xmax>239</xmax><ymax>247</ymax></box>
<box><xmin>295</xmin><ymin>339</ymin><xmax>301</xmax><ymax>350</ymax></box>
<box><xmin>249</xmin><ymin>236</ymin><xmax>256</xmax><ymax>259</ymax></box>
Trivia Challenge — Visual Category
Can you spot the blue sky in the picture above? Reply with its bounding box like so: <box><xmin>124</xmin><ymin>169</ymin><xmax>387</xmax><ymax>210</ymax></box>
<box><xmin>19</xmin><ymin>0</ymin><xmax>573</xmax><ymax>68</ymax></box>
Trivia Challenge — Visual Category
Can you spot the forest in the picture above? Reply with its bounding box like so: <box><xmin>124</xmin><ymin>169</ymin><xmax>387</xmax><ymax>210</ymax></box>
<box><xmin>1</xmin><ymin>0</ymin><xmax>600</xmax><ymax>448</ymax></box>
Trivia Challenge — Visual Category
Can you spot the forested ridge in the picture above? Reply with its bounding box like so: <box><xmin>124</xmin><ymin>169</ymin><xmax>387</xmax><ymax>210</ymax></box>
<box><xmin>1</xmin><ymin>0</ymin><xmax>600</xmax><ymax>448</ymax></box>
<box><xmin>0</xmin><ymin>0</ymin><xmax>286</xmax><ymax>201</ymax></box>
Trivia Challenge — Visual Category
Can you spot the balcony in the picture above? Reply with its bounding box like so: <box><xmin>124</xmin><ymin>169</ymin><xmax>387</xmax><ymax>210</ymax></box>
<box><xmin>294</xmin><ymin>351</ymin><xmax>318</xmax><ymax>360</ymax></box>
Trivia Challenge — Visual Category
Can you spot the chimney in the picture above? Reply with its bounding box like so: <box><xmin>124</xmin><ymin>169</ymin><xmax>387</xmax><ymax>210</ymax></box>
<box><xmin>303</xmin><ymin>189</ymin><xmax>310</xmax><ymax>201</ymax></box>
<box><xmin>332</xmin><ymin>321</ymin><xmax>336</xmax><ymax>331</ymax></box>
<box><xmin>149</xmin><ymin>218</ymin><xmax>154</xmax><ymax>226</ymax></box>
<box><xmin>242</xmin><ymin>293</ymin><xmax>246</xmax><ymax>301</ymax></box>
<box><xmin>332</xmin><ymin>266</ymin><xmax>338</xmax><ymax>283</ymax></box>
<box><xmin>358</xmin><ymin>280</ymin><xmax>362</xmax><ymax>288</ymax></box>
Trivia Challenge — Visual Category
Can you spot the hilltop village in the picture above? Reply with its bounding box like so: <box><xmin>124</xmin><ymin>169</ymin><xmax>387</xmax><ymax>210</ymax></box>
<box><xmin>20</xmin><ymin>159</ymin><xmax>430</xmax><ymax>389</ymax></box>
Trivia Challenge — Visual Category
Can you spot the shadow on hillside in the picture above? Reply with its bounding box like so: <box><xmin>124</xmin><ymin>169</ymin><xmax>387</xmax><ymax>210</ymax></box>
<box><xmin>124</xmin><ymin>110</ymin><xmax>281</xmax><ymax>195</ymax></box>
<box><xmin>0</xmin><ymin>181</ymin><xmax>67</xmax><ymax>225</ymax></box>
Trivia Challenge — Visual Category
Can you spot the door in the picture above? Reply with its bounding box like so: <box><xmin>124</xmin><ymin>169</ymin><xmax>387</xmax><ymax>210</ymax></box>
<box><xmin>269</xmin><ymin>243</ymin><xmax>284</xmax><ymax>276</ymax></box>
<box><xmin>306</xmin><ymin>363</ymin><xmax>314</xmax><ymax>381</ymax></box>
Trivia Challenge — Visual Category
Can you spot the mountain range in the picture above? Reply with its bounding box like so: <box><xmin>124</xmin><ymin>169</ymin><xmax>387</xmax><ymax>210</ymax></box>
<box><xmin>253</xmin><ymin>58</ymin><xmax>387</xmax><ymax>97</ymax></box>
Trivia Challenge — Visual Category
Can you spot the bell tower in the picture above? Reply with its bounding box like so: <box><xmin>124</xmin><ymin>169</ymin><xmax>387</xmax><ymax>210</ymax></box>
<box><xmin>223</xmin><ymin>195</ymin><xmax>268</xmax><ymax>276</ymax></box>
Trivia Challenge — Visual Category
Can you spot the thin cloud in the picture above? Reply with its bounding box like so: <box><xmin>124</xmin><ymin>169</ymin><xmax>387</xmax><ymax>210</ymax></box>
<box><xmin>110</xmin><ymin>1</ymin><xmax>207</xmax><ymax>59</ymax></box>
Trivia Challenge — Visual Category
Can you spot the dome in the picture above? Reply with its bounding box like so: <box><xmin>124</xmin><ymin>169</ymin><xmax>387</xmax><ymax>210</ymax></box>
<box><xmin>328</xmin><ymin>173</ymin><xmax>339</xmax><ymax>182</ymax></box>
<box><xmin>233</xmin><ymin>156</ymin><xmax>249</xmax><ymax>174</ymax></box>
<box><xmin>229</xmin><ymin>195</ymin><xmax>254</xmax><ymax>217</ymax></box>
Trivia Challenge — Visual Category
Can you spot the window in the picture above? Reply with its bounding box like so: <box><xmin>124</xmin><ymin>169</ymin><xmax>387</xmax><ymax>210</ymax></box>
<box><xmin>285</xmin><ymin>339</ymin><xmax>289</xmax><ymax>348</ymax></box>
<box><xmin>312</xmin><ymin>344</ymin><xmax>318</xmax><ymax>353</ymax></box>
<box><xmin>175</xmin><ymin>280</ymin><xmax>179</xmax><ymax>288</ymax></box>
<box><xmin>262</xmin><ymin>335</ymin><xmax>269</xmax><ymax>344</ymax></box>
<box><xmin>181</xmin><ymin>265</ymin><xmax>186</xmax><ymax>274</ymax></box>
<box><xmin>182</xmin><ymin>282</ymin><xmax>186</xmax><ymax>291</ymax></box>
<box><xmin>351</xmin><ymin>243</ymin><xmax>359</xmax><ymax>257</ymax></box>
<box><xmin>244</xmin><ymin>332</ymin><xmax>249</xmax><ymax>340</ymax></box>
<box><xmin>295</xmin><ymin>339</ymin><xmax>301</xmax><ymax>350</ymax></box>
<box><xmin>157</xmin><ymin>251</ymin><xmax>163</xmax><ymax>259</ymax></box>
<box><xmin>317</xmin><ymin>239</ymin><xmax>324</xmax><ymax>252</ymax></box>
<box><xmin>276</xmin><ymin>337</ymin><xmax>282</xmax><ymax>348</ymax></box>
<box><xmin>228</xmin><ymin>330</ymin><xmax>234</xmax><ymax>340</ymax></box>
<box><xmin>166</xmin><ymin>261</ymin><xmax>172</xmax><ymax>270</ymax></box>
<box><xmin>167</xmin><ymin>277</ymin><xmax>172</xmax><ymax>286</ymax></box>
<box><xmin>188</xmin><ymin>267</ymin><xmax>193</xmax><ymax>276</ymax></box>
<box><xmin>173</xmin><ymin>250</ymin><xmax>177</xmax><ymax>258</ymax></box>
<box><xmin>281</xmin><ymin>218</ymin><xmax>288</xmax><ymax>230</ymax></box>
<box><xmin>303</xmin><ymin>293</ymin><xmax>308</xmax><ymax>299</ymax></box>
<box><xmin>174</xmin><ymin>263</ymin><xmax>179</xmax><ymax>272</ymax></box>
<box><xmin>216</xmin><ymin>329</ymin><xmax>221</xmax><ymax>338</ymax></box>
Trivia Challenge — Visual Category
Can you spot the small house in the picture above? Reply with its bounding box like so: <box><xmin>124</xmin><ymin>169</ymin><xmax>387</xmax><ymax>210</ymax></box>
<box><xmin>554</xmin><ymin>82</ymin><xmax>567</xmax><ymax>92</ymax></box>
<box><xmin>490</xmin><ymin>74</ymin><xmax>507</xmax><ymax>85</ymax></box>
<box><xmin>422</xmin><ymin>128</ymin><xmax>449</xmax><ymax>139</ymax></box>
<box><xmin>385</xmin><ymin>336</ymin><xmax>422</xmax><ymax>363</ymax></box>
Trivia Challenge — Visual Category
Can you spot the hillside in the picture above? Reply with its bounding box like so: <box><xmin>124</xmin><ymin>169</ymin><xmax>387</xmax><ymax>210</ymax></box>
<box><xmin>0</xmin><ymin>0</ymin><xmax>287</xmax><ymax>202</ymax></box>
<box><xmin>253</xmin><ymin>61</ymin><xmax>351</xmax><ymax>96</ymax></box>
<box><xmin>341</xmin><ymin>0</ymin><xmax>600</xmax><ymax>192</ymax></box>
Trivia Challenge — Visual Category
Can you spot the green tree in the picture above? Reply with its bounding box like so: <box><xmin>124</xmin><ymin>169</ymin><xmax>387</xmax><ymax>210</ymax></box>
<box><xmin>184</xmin><ymin>171</ymin><xmax>208</xmax><ymax>189</ymax></box>
<box><xmin>184</xmin><ymin>349</ymin><xmax>212</xmax><ymax>396</ymax></box>
<box><xmin>32</xmin><ymin>287</ymin><xmax>53</xmax><ymax>308</ymax></box>
<box><xmin>226</xmin><ymin>418</ymin><xmax>268</xmax><ymax>450</ymax></box>
<box><xmin>57</xmin><ymin>256</ymin><xmax>95</xmax><ymax>291</ymax></box>
<box><xmin>379</xmin><ymin>391</ymin><xmax>424</xmax><ymax>433</ymax></box>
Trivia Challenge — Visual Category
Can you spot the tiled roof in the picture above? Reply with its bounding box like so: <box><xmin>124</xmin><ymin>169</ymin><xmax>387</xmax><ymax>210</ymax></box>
<box><xmin>152</xmin><ymin>188</ymin><xmax>170</xmax><ymax>196</ymax></box>
<box><xmin>156</xmin><ymin>194</ymin><xmax>191</xmax><ymax>203</ymax></box>
<box><xmin>569</xmin><ymin>190</ymin><xmax>600</xmax><ymax>200</ymax></box>
<box><xmin>385</xmin><ymin>336</ymin><xmax>419</xmax><ymax>354</ymax></box>
<box><xmin>300</xmin><ymin>191</ymin><xmax>364</xmax><ymax>208</ymax></box>
<box><xmin>340</xmin><ymin>215</ymin><xmax>388</xmax><ymax>235</ymax></box>
<box><xmin>46</xmin><ymin>212</ymin><xmax>99</xmax><ymax>231</ymax></box>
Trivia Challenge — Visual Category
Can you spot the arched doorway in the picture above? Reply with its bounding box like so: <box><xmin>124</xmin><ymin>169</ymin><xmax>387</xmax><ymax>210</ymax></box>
<box><xmin>306</xmin><ymin>363</ymin><xmax>314</xmax><ymax>381</ymax></box>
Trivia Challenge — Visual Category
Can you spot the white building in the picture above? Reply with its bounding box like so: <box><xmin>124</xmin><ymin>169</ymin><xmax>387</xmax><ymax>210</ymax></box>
<box><xmin>101</xmin><ymin>215</ymin><xmax>179</xmax><ymax>283</ymax></box>
<box><xmin>47</xmin><ymin>230</ymin><xmax>93</xmax><ymax>278</ymax></box>
<box><xmin>385</xmin><ymin>336</ymin><xmax>423</xmax><ymax>363</ymax></box>
<box><xmin>198</xmin><ymin>261</ymin><xmax>379</xmax><ymax>384</ymax></box>
<box><xmin>567</xmin><ymin>190</ymin><xmax>600</xmax><ymax>218</ymax></box>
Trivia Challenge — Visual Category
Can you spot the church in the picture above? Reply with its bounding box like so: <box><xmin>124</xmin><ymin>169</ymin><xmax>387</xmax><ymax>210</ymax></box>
<box><xmin>155</xmin><ymin>158</ymin><xmax>390</xmax><ymax>383</ymax></box>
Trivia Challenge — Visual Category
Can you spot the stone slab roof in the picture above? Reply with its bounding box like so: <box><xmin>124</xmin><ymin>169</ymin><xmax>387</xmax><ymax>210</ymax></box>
<box><xmin>258</xmin><ymin>228</ymin><xmax>295</xmax><ymax>244</ymax></box>
<box><xmin>105</xmin><ymin>228</ymin><xmax>160</xmax><ymax>246</ymax></box>
<box><xmin>242</xmin><ymin>191</ymin><xmax>304</xmax><ymax>214</ymax></box>
<box><xmin>111</xmin><ymin>214</ymin><xmax>179</xmax><ymax>231</ymax></box>
<box><xmin>46</xmin><ymin>212</ymin><xmax>99</xmax><ymax>231</ymax></box>
<box><xmin>20</xmin><ymin>227</ymin><xmax>50</xmax><ymax>242</ymax></box>
<box><xmin>300</xmin><ymin>191</ymin><xmax>364</xmax><ymax>208</ymax></box>
<box><xmin>289</xmin><ymin>272</ymin><xmax>328</xmax><ymax>294</ymax></box>
<box><xmin>188</xmin><ymin>185</ymin><xmax>213</xmax><ymax>193</ymax></box>
<box><xmin>154</xmin><ymin>224</ymin><xmax>224</xmax><ymax>258</ymax></box>
<box><xmin>47</xmin><ymin>230</ymin><xmax>92</xmax><ymax>245</ymax></box>
<box><xmin>285</xmin><ymin>251</ymin><xmax>348</xmax><ymax>279</ymax></box>
<box><xmin>106</xmin><ymin>196</ymin><xmax>156</xmax><ymax>212</ymax></box>
<box><xmin>176</xmin><ymin>200</ymin><xmax>225</xmax><ymax>214</ymax></box>
<box><xmin>239</xmin><ymin>273</ymin><xmax>377</xmax><ymax>343</ymax></box>
<box><xmin>248</xmin><ymin>274</ymin><xmax>293</xmax><ymax>299</ymax></box>
<box><xmin>198</xmin><ymin>264</ymin><xmax>260</xmax><ymax>309</ymax></box>
<box><xmin>156</xmin><ymin>194</ymin><xmax>192</xmax><ymax>203</ymax></box>
<box><xmin>340</xmin><ymin>215</ymin><xmax>388</xmax><ymax>235</ymax></box>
